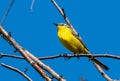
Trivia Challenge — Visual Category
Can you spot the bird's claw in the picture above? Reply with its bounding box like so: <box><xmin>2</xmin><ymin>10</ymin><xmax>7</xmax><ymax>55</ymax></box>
<box><xmin>63</xmin><ymin>54</ymin><xmax>71</xmax><ymax>60</ymax></box>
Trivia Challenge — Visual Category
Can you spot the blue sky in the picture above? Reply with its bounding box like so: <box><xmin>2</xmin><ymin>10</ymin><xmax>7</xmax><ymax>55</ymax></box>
<box><xmin>0</xmin><ymin>0</ymin><xmax>120</xmax><ymax>81</ymax></box>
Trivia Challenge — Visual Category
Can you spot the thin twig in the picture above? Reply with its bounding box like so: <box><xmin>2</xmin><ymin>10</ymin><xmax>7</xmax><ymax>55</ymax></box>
<box><xmin>1</xmin><ymin>53</ymin><xmax>120</xmax><ymax>60</ymax></box>
<box><xmin>51</xmin><ymin>0</ymin><xmax>79</xmax><ymax>36</ymax></box>
<box><xmin>0</xmin><ymin>55</ymin><xmax>51</xmax><ymax>80</ymax></box>
<box><xmin>38</xmin><ymin>54</ymin><xmax>120</xmax><ymax>60</ymax></box>
<box><xmin>0</xmin><ymin>0</ymin><xmax>15</xmax><ymax>25</ymax></box>
<box><xmin>1</xmin><ymin>63</ymin><xmax>32</xmax><ymax>81</ymax></box>
<box><xmin>30</xmin><ymin>0</ymin><xmax>35</xmax><ymax>12</ymax></box>
<box><xmin>0</xmin><ymin>53</ymin><xmax>24</xmax><ymax>59</ymax></box>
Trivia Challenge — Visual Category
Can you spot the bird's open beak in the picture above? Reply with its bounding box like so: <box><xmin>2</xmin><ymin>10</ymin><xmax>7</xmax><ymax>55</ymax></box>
<box><xmin>53</xmin><ymin>23</ymin><xmax>58</xmax><ymax>26</ymax></box>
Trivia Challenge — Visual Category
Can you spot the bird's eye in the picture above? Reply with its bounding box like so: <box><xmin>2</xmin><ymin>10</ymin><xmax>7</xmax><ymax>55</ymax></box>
<box><xmin>66</xmin><ymin>26</ymin><xmax>70</xmax><ymax>28</ymax></box>
<box><xmin>61</xmin><ymin>24</ymin><xmax>65</xmax><ymax>26</ymax></box>
<box><xmin>58</xmin><ymin>23</ymin><xmax>67</xmax><ymax>26</ymax></box>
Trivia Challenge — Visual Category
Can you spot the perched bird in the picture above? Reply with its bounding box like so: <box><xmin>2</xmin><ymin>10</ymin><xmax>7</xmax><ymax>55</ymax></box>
<box><xmin>54</xmin><ymin>23</ymin><xmax>109</xmax><ymax>70</ymax></box>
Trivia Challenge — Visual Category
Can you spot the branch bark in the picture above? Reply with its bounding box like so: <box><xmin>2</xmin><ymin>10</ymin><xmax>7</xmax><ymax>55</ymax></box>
<box><xmin>93</xmin><ymin>62</ymin><xmax>112</xmax><ymax>81</ymax></box>
<box><xmin>1</xmin><ymin>53</ymin><xmax>120</xmax><ymax>60</ymax></box>
<box><xmin>0</xmin><ymin>25</ymin><xmax>65</xmax><ymax>81</ymax></box>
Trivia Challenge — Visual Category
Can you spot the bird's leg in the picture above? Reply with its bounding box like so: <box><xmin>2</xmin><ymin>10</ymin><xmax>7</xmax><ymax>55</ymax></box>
<box><xmin>63</xmin><ymin>54</ymin><xmax>71</xmax><ymax>60</ymax></box>
<box><xmin>74</xmin><ymin>53</ymin><xmax>80</xmax><ymax>59</ymax></box>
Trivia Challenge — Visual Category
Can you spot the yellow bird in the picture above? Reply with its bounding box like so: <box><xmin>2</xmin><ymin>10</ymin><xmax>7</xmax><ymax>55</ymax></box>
<box><xmin>54</xmin><ymin>23</ymin><xmax>108</xmax><ymax>70</ymax></box>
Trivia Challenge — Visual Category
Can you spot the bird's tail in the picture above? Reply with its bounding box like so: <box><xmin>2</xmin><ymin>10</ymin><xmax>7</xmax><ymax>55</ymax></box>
<box><xmin>92</xmin><ymin>58</ymin><xmax>109</xmax><ymax>70</ymax></box>
<box><xmin>84</xmin><ymin>48</ymin><xmax>109</xmax><ymax>70</ymax></box>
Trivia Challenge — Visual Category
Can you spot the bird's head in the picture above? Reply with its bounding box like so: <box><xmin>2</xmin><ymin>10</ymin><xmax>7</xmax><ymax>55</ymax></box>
<box><xmin>53</xmin><ymin>23</ymin><xmax>70</xmax><ymax>30</ymax></box>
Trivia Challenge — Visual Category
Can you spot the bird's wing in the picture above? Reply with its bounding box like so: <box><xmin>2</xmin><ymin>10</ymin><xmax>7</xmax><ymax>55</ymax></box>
<box><xmin>71</xmin><ymin>29</ymin><xmax>89</xmax><ymax>52</ymax></box>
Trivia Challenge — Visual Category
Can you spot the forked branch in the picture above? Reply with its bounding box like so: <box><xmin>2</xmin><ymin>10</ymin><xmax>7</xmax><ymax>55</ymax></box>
<box><xmin>0</xmin><ymin>25</ymin><xmax>53</xmax><ymax>81</ymax></box>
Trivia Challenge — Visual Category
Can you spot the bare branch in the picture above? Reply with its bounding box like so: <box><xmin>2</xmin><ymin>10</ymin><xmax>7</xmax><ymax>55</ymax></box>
<box><xmin>93</xmin><ymin>62</ymin><xmax>113</xmax><ymax>81</ymax></box>
<box><xmin>51</xmin><ymin>0</ymin><xmax>79</xmax><ymax>36</ymax></box>
<box><xmin>29</xmin><ymin>60</ymin><xmax>52</xmax><ymax>81</ymax></box>
<box><xmin>24</xmin><ymin>50</ymin><xmax>65</xmax><ymax>81</ymax></box>
<box><xmin>0</xmin><ymin>0</ymin><xmax>15</xmax><ymax>25</ymax></box>
<box><xmin>1</xmin><ymin>53</ymin><xmax>120</xmax><ymax>80</ymax></box>
<box><xmin>38</xmin><ymin>54</ymin><xmax>120</xmax><ymax>60</ymax></box>
<box><xmin>2</xmin><ymin>53</ymin><xmax>120</xmax><ymax>81</ymax></box>
<box><xmin>0</xmin><ymin>25</ymin><xmax>65</xmax><ymax>81</ymax></box>
<box><xmin>0</xmin><ymin>25</ymin><xmax>52</xmax><ymax>81</ymax></box>
<box><xmin>1</xmin><ymin>53</ymin><xmax>120</xmax><ymax>60</ymax></box>
<box><xmin>30</xmin><ymin>0</ymin><xmax>35</xmax><ymax>12</ymax></box>
<box><xmin>0</xmin><ymin>53</ymin><xmax>24</xmax><ymax>59</ymax></box>
<box><xmin>0</xmin><ymin>55</ymin><xmax>51</xmax><ymax>80</ymax></box>
<box><xmin>1</xmin><ymin>63</ymin><xmax>32</xmax><ymax>81</ymax></box>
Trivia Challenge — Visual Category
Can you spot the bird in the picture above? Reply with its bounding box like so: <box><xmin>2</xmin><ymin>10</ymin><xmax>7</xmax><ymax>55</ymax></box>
<box><xmin>53</xmin><ymin>23</ymin><xmax>109</xmax><ymax>70</ymax></box>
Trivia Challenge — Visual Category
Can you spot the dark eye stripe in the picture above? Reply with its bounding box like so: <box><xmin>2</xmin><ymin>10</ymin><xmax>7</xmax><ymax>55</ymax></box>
<box><xmin>58</xmin><ymin>23</ymin><xmax>68</xmax><ymax>26</ymax></box>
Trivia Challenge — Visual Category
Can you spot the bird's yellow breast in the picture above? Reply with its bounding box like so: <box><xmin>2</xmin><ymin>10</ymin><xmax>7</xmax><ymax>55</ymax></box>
<box><xmin>57</xmin><ymin>26</ymin><xmax>85</xmax><ymax>53</ymax></box>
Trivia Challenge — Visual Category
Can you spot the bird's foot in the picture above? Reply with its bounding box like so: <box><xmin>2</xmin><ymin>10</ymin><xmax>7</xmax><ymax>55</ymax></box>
<box><xmin>74</xmin><ymin>53</ymin><xmax>80</xmax><ymax>59</ymax></box>
<box><xmin>62</xmin><ymin>54</ymin><xmax>71</xmax><ymax>60</ymax></box>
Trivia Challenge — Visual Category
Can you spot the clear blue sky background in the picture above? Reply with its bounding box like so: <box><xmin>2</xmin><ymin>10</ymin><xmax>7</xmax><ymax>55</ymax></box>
<box><xmin>0</xmin><ymin>0</ymin><xmax>120</xmax><ymax>81</ymax></box>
